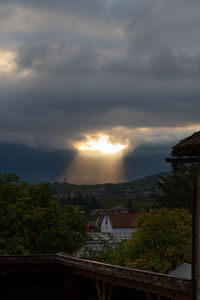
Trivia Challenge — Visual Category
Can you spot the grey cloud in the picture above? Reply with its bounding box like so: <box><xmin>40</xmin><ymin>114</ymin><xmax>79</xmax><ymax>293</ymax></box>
<box><xmin>17</xmin><ymin>45</ymin><xmax>49</xmax><ymax>69</ymax></box>
<box><xmin>16</xmin><ymin>42</ymin><xmax>200</xmax><ymax>80</ymax></box>
<box><xmin>0</xmin><ymin>0</ymin><xmax>200</xmax><ymax>150</ymax></box>
<box><xmin>17</xmin><ymin>44</ymin><xmax>101</xmax><ymax>75</ymax></box>
<box><xmin>0</xmin><ymin>0</ymin><xmax>105</xmax><ymax>19</ymax></box>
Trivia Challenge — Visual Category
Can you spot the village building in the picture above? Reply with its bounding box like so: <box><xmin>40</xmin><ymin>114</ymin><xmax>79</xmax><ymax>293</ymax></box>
<box><xmin>76</xmin><ymin>231</ymin><xmax>133</xmax><ymax>257</ymax></box>
<box><xmin>107</xmin><ymin>205</ymin><xmax>128</xmax><ymax>214</ymax></box>
<box><xmin>101</xmin><ymin>212</ymin><xmax>139</xmax><ymax>233</ymax></box>
<box><xmin>168</xmin><ymin>263</ymin><xmax>192</xmax><ymax>280</ymax></box>
<box><xmin>91</xmin><ymin>206</ymin><xmax>128</xmax><ymax>216</ymax></box>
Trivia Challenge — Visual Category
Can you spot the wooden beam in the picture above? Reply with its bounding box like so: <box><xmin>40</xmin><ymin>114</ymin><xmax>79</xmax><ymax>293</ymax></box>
<box><xmin>166</xmin><ymin>157</ymin><xmax>199</xmax><ymax>164</ymax></box>
<box><xmin>103</xmin><ymin>281</ymin><xmax>106</xmax><ymax>300</ymax></box>
<box><xmin>146</xmin><ymin>292</ymin><xmax>151</xmax><ymax>300</ymax></box>
<box><xmin>96</xmin><ymin>280</ymin><xmax>103</xmax><ymax>300</ymax></box>
<box><xmin>71</xmin><ymin>268</ymin><xmax>191</xmax><ymax>300</ymax></box>
<box><xmin>195</xmin><ymin>164</ymin><xmax>200</xmax><ymax>300</ymax></box>
<box><xmin>65</xmin><ymin>272</ymin><xmax>73</xmax><ymax>300</ymax></box>
<box><xmin>107</xmin><ymin>283</ymin><xmax>114</xmax><ymax>300</ymax></box>
<box><xmin>95</xmin><ymin>280</ymin><xmax>114</xmax><ymax>300</ymax></box>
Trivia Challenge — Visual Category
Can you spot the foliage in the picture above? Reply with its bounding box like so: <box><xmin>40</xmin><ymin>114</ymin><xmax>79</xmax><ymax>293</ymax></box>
<box><xmin>127</xmin><ymin>198</ymin><xmax>133</xmax><ymax>212</ymax></box>
<box><xmin>80</xmin><ymin>233</ymin><xmax>125</xmax><ymax>265</ymax></box>
<box><xmin>60</xmin><ymin>193</ymin><xmax>102</xmax><ymax>213</ymax></box>
<box><xmin>119</xmin><ymin>208</ymin><xmax>192</xmax><ymax>273</ymax></box>
<box><xmin>154</xmin><ymin>163</ymin><xmax>197</xmax><ymax>211</ymax></box>
<box><xmin>0</xmin><ymin>174</ymin><xmax>86</xmax><ymax>255</ymax></box>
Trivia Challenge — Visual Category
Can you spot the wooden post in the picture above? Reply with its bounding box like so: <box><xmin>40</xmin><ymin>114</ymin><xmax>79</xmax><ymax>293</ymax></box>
<box><xmin>196</xmin><ymin>164</ymin><xmax>200</xmax><ymax>299</ymax></box>
<box><xmin>107</xmin><ymin>283</ymin><xmax>114</xmax><ymax>300</ymax></box>
<box><xmin>96</xmin><ymin>280</ymin><xmax>103</xmax><ymax>300</ymax></box>
<box><xmin>65</xmin><ymin>272</ymin><xmax>73</xmax><ymax>300</ymax></box>
<box><xmin>95</xmin><ymin>280</ymin><xmax>114</xmax><ymax>300</ymax></box>
<box><xmin>146</xmin><ymin>292</ymin><xmax>151</xmax><ymax>300</ymax></box>
<box><xmin>103</xmin><ymin>281</ymin><xmax>106</xmax><ymax>300</ymax></box>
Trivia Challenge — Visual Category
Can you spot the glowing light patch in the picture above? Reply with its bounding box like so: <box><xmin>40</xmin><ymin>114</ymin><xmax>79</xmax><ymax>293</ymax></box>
<box><xmin>76</xmin><ymin>135</ymin><xmax>127</xmax><ymax>154</ymax></box>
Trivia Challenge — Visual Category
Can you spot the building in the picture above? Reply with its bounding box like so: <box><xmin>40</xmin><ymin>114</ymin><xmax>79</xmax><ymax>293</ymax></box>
<box><xmin>91</xmin><ymin>206</ymin><xmax>128</xmax><ymax>216</ymax></box>
<box><xmin>107</xmin><ymin>205</ymin><xmax>128</xmax><ymax>214</ymax></box>
<box><xmin>101</xmin><ymin>213</ymin><xmax>139</xmax><ymax>233</ymax></box>
<box><xmin>0</xmin><ymin>253</ymin><xmax>191</xmax><ymax>300</ymax></box>
<box><xmin>76</xmin><ymin>232</ymin><xmax>133</xmax><ymax>257</ymax></box>
<box><xmin>168</xmin><ymin>263</ymin><xmax>191</xmax><ymax>280</ymax></box>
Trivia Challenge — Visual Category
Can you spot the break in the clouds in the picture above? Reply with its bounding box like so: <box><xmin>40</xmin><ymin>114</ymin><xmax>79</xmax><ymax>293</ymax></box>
<box><xmin>0</xmin><ymin>0</ymin><xmax>200</xmax><ymax>151</ymax></box>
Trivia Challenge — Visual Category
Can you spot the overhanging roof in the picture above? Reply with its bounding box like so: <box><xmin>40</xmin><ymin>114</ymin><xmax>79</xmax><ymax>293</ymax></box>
<box><xmin>171</xmin><ymin>131</ymin><xmax>200</xmax><ymax>157</ymax></box>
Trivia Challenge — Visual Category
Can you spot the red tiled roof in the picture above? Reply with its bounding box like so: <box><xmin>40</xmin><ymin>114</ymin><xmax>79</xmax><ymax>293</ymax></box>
<box><xmin>110</xmin><ymin>205</ymin><xmax>127</xmax><ymax>210</ymax></box>
<box><xmin>108</xmin><ymin>213</ymin><xmax>140</xmax><ymax>228</ymax></box>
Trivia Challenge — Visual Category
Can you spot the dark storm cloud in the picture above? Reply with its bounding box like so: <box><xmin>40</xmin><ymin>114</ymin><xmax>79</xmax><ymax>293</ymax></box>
<box><xmin>0</xmin><ymin>0</ymin><xmax>200</xmax><ymax>150</ymax></box>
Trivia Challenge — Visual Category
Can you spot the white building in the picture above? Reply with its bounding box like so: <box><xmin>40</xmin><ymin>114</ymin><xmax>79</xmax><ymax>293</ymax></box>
<box><xmin>101</xmin><ymin>213</ymin><xmax>139</xmax><ymax>233</ymax></box>
<box><xmin>168</xmin><ymin>263</ymin><xmax>191</xmax><ymax>280</ymax></box>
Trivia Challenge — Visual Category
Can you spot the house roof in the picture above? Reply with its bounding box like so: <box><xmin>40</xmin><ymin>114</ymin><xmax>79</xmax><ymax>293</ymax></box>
<box><xmin>171</xmin><ymin>131</ymin><xmax>200</xmax><ymax>157</ymax></box>
<box><xmin>76</xmin><ymin>232</ymin><xmax>133</xmax><ymax>256</ymax></box>
<box><xmin>111</xmin><ymin>205</ymin><xmax>127</xmax><ymax>210</ymax></box>
<box><xmin>168</xmin><ymin>263</ymin><xmax>191</xmax><ymax>280</ymax></box>
<box><xmin>108</xmin><ymin>205</ymin><xmax>127</xmax><ymax>212</ymax></box>
<box><xmin>109</xmin><ymin>213</ymin><xmax>139</xmax><ymax>228</ymax></box>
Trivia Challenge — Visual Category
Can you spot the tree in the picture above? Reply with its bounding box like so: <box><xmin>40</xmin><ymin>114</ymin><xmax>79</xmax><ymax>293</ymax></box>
<box><xmin>27</xmin><ymin>182</ymin><xmax>55</xmax><ymax>207</ymax></box>
<box><xmin>0</xmin><ymin>174</ymin><xmax>86</xmax><ymax>255</ymax></box>
<box><xmin>90</xmin><ymin>195</ymin><xmax>102</xmax><ymax>211</ymax></box>
<box><xmin>127</xmin><ymin>198</ymin><xmax>133</xmax><ymax>212</ymax></box>
<box><xmin>119</xmin><ymin>208</ymin><xmax>192</xmax><ymax>274</ymax></box>
<box><xmin>154</xmin><ymin>163</ymin><xmax>197</xmax><ymax>211</ymax></box>
<box><xmin>77</xmin><ymin>193</ymin><xmax>85</xmax><ymax>205</ymax></box>
<box><xmin>81</xmin><ymin>233</ymin><xmax>125</xmax><ymax>265</ymax></box>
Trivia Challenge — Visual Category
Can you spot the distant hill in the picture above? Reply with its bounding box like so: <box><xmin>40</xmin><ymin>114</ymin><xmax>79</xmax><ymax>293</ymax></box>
<box><xmin>130</xmin><ymin>172</ymin><xmax>170</xmax><ymax>185</ymax></box>
<box><xmin>0</xmin><ymin>142</ymin><xmax>171</xmax><ymax>184</ymax></box>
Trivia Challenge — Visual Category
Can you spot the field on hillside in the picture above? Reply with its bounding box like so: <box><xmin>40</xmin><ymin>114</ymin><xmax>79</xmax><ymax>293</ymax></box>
<box><xmin>97</xmin><ymin>194</ymin><xmax>154</xmax><ymax>211</ymax></box>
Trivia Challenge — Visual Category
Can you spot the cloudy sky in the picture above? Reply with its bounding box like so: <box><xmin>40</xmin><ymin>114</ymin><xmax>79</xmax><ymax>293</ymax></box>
<box><xmin>0</xmin><ymin>0</ymin><xmax>200</xmax><ymax>182</ymax></box>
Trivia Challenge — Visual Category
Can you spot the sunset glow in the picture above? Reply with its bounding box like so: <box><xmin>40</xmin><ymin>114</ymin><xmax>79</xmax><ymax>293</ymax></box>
<box><xmin>76</xmin><ymin>135</ymin><xmax>127</xmax><ymax>154</ymax></box>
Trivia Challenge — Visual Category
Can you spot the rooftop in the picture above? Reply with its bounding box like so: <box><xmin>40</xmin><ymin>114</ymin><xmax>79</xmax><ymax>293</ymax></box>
<box><xmin>172</xmin><ymin>131</ymin><xmax>200</xmax><ymax>157</ymax></box>
<box><xmin>168</xmin><ymin>263</ymin><xmax>191</xmax><ymax>280</ymax></box>
<box><xmin>109</xmin><ymin>212</ymin><xmax>139</xmax><ymax>228</ymax></box>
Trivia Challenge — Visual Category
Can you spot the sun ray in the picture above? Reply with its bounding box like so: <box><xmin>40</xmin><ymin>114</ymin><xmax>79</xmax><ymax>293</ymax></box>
<box><xmin>65</xmin><ymin>151</ymin><xmax>125</xmax><ymax>184</ymax></box>
<box><xmin>58</xmin><ymin>134</ymin><xmax>129</xmax><ymax>184</ymax></box>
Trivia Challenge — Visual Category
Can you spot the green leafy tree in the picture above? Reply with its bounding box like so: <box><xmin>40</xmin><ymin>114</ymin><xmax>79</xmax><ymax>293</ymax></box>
<box><xmin>127</xmin><ymin>198</ymin><xmax>133</xmax><ymax>212</ymax></box>
<box><xmin>0</xmin><ymin>174</ymin><xmax>86</xmax><ymax>255</ymax></box>
<box><xmin>154</xmin><ymin>163</ymin><xmax>197</xmax><ymax>211</ymax></box>
<box><xmin>81</xmin><ymin>233</ymin><xmax>125</xmax><ymax>265</ymax></box>
<box><xmin>90</xmin><ymin>195</ymin><xmax>102</xmax><ymax>211</ymax></box>
<box><xmin>119</xmin><ymin>208</ymin><xmax>192</xmax><ymax>273</ymax></box>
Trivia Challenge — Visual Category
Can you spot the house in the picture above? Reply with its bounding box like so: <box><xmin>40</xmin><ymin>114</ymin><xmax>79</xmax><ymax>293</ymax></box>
<box><xmin>108</xmin><ymin>205</ymin><xmax>128</xmax><ymax>213</ymax></box>
<box><xmin>101</xmin><ymin>212</ymin><xmax>139</xmax><ymax>233</ymax></box>
<box><xmin>76</xmin><ymin>231</ymin><xmax>133</xmax><ymax>257</ymax></box>
<box><xmin>87</xmin><ymin>218</ymin><xmax>101</xmax><ymax>232</ymax></box>
<box><xmin>91</xmin><ymin>206</ymin><xmax>128</xmax><ymax>216</ymax></box>
<box><xmin>168</xmin><ymin>263</ymin><xmax>192</xmax><ymax>280</ymax></box>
